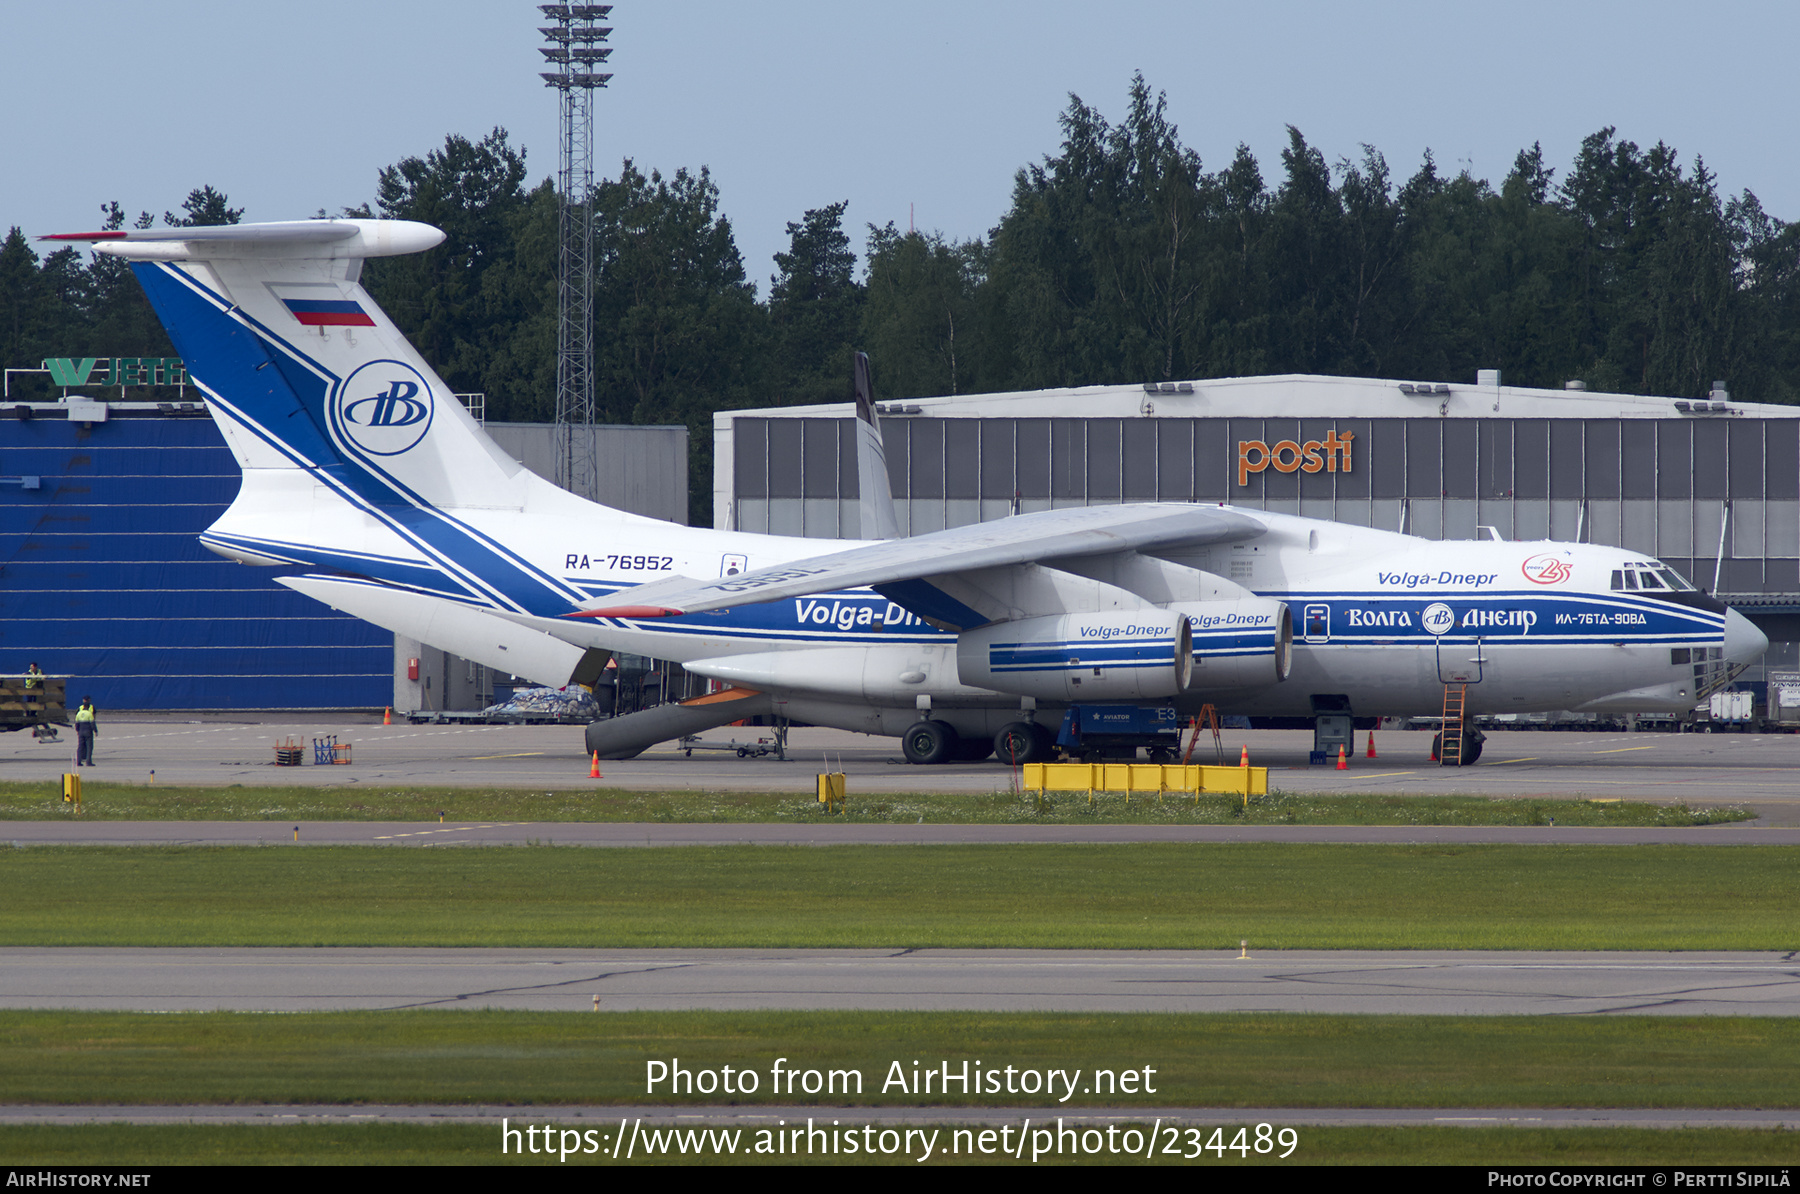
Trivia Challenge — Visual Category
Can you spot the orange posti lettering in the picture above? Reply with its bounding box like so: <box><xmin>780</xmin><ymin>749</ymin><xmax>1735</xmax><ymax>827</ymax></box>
<box><xmin>1237</xmin><ymin>440</ymin><xmax>1269</xmax><ymax>485</ymax></box>
<box><xmin>1237</xmin><ymin>431</ymin><xmax>1353</xmax><ymax>485</ymax></box>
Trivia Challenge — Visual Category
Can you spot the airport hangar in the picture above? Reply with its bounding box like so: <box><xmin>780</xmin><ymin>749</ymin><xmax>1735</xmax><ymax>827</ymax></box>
<box><xmin>717</xmin><ymin>370</ymin><xmax>1800</xmax><ymax>701</ymax></box>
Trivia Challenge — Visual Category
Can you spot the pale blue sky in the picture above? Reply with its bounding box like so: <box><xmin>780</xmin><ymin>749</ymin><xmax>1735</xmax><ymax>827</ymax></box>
<box><xmin>5</xmin><ymin>1</ymin><xmax>1796</xmax><ymax>292</ymax></box>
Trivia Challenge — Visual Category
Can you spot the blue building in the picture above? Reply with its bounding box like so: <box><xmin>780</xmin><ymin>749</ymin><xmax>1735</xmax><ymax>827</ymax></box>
<box><xmin>0</xmin><ymin>409</ymin><xmax>390</xmax><ymax>708</ymax></box>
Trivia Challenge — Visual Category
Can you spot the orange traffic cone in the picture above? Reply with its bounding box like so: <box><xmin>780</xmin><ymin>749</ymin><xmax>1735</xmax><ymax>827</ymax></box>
<box><xmin>590</xmin><ymin>751</ymin><xmax>601</xmax><ymax>779</ymax></box>
<box><xmin>1336</xmin><ymin>744</ymin><xmax>1349</xmax><ymax>770</ymax></box>
<box><xmin>1430</xmin><ymin>737</ymin><xmax>1439</xmax><ymax>762</ymax></box>
<box><xmin>1366</xmin><ymin>729</ymin><xmax>1377</xmax><ymax>759</ymax></box>
<box><xmin>1239</xmin><ymin>744</ymin><xmax>1250</xmax><ymax>767</ymax></box>
<box><xmin>383</xmin><ymin>706</ymin><xmax>391</xmax><ymax>726</ymax></box>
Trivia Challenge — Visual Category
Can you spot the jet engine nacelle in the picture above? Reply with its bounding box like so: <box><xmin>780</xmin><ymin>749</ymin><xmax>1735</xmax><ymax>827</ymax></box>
<box><xmin>1171</xmin><ymin>598</ymin><xmax>1293</xmax><ymax>691</ymax></box>
<box><xmin>956</xmin><ymin>611</ymin><xmax>1193</xmax><ymax>701</ymax></box>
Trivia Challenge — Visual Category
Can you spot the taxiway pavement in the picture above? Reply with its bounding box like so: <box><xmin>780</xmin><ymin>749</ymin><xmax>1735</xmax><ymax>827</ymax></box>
<box><xmin>5</xmin><ymin>948</ymin><xmax>1797</xmax><ymax>1015</ymax></box>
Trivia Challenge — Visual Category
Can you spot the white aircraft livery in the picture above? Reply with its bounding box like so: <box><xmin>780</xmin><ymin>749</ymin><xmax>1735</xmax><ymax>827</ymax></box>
<box><xmin>47</xmin><ymin>219</ymin><xmax>1768</xmax><ymax>764</ymax></box>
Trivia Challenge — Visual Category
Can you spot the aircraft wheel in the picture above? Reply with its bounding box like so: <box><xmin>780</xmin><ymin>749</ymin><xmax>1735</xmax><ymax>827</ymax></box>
<box><xmin>1432</xmin><ymin>730</ymin><xmax>1484</xmax><ymax>766</ymax></box>
<box><xmin>901</xmin><ymin>719</ymin><xmax>958</xmax><ymax>765</ymax></box>
<box><xmin>994</xmin><ymin>721</ymin><xmax>1049</xmax><ymax>765</ymax></box>
<box><xmin>1461</xmin><ymin>731</ymin><xmax>1484</xmax><ymax>764</ymax></box>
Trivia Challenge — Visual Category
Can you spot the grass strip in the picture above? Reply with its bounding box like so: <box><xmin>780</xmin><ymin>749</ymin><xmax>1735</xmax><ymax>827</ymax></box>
<box><xmin>5</xmin><ymin>1010</ymin><xmax>1800</xmax><ymax>1110</ymax></box>
<box><xmin>1</xmin><ymin>843</ymin><xmax>1794</xmax><ymax>949</ymax></box>
<box><xmin>0</xmin><ymin>781</ymin><xmax>1753</xmax><ymax>827</ymax></box>
<box><xmin>0</xmin><ymin>1122</ymin><xmax>1796</xmax><ymax>1166</ymax></box>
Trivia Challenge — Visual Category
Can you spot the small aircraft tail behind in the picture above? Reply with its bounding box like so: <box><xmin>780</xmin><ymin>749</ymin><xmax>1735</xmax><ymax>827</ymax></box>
<box><xmin>851</xmin><ymin>351</ymin><xmax>901</xmax><ymax>540</ymax></box>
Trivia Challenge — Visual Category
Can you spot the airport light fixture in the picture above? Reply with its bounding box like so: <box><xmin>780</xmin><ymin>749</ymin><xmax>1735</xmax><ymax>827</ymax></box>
<box><xmin>539</xmin><ymin>4</ymin><xmax>612</xmax><ymax>498</ymax></box>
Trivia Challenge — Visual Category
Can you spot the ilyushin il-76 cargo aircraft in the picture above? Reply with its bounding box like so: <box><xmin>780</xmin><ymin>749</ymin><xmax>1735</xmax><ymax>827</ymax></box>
<box><xmin>47</xmin><ymin>219</ymin><xmax>1767</xmax><ymax>764</ymax></box>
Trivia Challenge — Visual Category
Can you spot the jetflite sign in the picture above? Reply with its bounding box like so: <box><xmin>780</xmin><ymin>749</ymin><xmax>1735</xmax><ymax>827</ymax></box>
<box><xmin>42</xmin><ymin>357</ymin><xmax>187</xmax><ymax>387</ymax></box>
<box><xmin>1237</xmin><ymin>431</ymin><xmax>1355</xmax><ymax>485</ymax></box>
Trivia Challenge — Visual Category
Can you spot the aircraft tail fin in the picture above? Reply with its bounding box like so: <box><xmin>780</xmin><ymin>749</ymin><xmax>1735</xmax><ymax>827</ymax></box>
<box><xmin>851</xmin><ymin>351</ymin><xmax>902</xmax><ymax>539</ymax></box>
<box><xmin>43</xmin><ymin>220</ymin><xmax>541</xmax><ymax>515</ymax></box>
<box><xmin>42</xmin><ymin>219</ymin><xmax>621</xmax><ymax>620</ymax></box>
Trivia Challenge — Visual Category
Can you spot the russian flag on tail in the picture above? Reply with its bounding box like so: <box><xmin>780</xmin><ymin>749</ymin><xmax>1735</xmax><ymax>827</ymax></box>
<box><xmin>283</xmin><ymin>298</ymin><xmax>375</xmax><ymax>327</ymax></box>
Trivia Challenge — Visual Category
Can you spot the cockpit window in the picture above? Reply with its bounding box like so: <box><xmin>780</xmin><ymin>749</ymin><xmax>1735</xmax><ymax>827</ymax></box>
<box><xmin>1615</xmin><ymin>561</ymin><xmax>1698</xmax><ymax>592</ymax></box>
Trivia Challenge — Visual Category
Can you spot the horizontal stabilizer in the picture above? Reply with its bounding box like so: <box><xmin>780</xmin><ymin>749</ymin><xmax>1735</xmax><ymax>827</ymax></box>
<box><xmin>39</xmin><ymin>220</ymin><xmax>444</xmax><ymax>261</ymax></box>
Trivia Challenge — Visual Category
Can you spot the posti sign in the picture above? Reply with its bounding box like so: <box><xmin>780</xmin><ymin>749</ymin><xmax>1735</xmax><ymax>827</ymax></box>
<box><xmin>1237</xmin><ymin>431</ymin><xmax>1355</xmax><ymax>486</ymax></box>
<box><xmin>41</xmin><ymin>357</ymin><xmax>187</xmax><ymax>387</ymax></box>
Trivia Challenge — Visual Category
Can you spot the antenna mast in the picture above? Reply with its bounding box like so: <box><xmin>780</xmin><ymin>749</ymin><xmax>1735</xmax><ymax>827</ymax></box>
<box><xmin>539</xmin><ymin>5</ymin><xmax>612</xmax><ymax>498</ymax></box>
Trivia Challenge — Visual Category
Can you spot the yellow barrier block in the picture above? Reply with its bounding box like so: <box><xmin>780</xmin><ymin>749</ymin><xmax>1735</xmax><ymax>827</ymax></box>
<box><xmin>1022</xmin><ymin>763</ymin><xmax>1102</xmax><ymax>793</ymax></box>
<box><xmin>1096</xmin><ymin>763</ymin><xmax>1175</xmax><ymax>801</ymax></box>
<box><xmin>1022</xmin><ymin>762</ymin><xmax>1267</xmax><ymax>799</ymax></box>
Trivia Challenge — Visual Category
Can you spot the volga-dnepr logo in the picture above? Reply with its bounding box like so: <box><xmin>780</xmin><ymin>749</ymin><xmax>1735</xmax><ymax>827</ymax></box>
<box><xmin>335</xmin><ymin>360</ymin><xmax>435</xmax><ymax>456</ymax></box>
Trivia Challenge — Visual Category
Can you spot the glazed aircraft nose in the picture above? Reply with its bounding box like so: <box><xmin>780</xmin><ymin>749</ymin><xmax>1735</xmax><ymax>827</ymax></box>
<box><xmin>1724</xmin><ymin>607</ymin><xmax>1768</xmax><ymax>667</ymax></box>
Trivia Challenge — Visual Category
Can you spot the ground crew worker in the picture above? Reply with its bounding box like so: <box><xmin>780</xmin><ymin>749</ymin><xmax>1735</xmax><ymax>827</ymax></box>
<box><xmin>74</xmin><ymin>697</ymin><xmax>97</xmax><ymax>766</ymax></box>
<box><xmin>23</xmin><ymin>662</ymin><xmax>43</xmax><ymax>717</ymax></box>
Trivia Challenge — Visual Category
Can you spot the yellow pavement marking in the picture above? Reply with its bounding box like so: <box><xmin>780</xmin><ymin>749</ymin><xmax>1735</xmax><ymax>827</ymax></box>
<box><xmin>467</xmin><ymin>752</ymin><xmax>546</xmax><ymax>760</ymax></box>
<box><xmin>1343</xmin><ymin>771</ymin><xmax>1415</xmax><ymax>779</ymax></box>
<box><xmin>1481</xmin><ymin>757</ymin><xmax>1540</xmax><ymax>765</ymax></box>
<box><xmin>1594</xmin><ymin>746</ymin><xmax>1658</xmax><ymax>754</ymax></box>
<box><xmin>372</xmin><ymin>823</ymin><xmax>526</xmax><ymax>840</ymax></box>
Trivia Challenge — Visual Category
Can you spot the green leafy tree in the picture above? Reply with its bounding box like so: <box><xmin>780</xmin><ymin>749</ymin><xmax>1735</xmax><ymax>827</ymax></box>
<box><xmin>768</xmin><ymin>200</ymin><xmax>864</xmax><ymax>406</ymax></box>
<box><xmin>590</xmin><ymin>160</ymin><xmax>763</xmax><ymax>522</ymax></box>
<box><xmin>986</xmin><ymin>89</ymin><xmax>1110</xmax><ymax>388</ymax></box>
<box><xmin>1733</xmin><ymin>192</ymin><xmax>1800</xmax><ymax>402</ymax></box>
<box><xmin>1473</xmin><ymin>144</ymin><xmax>1583</xmax><ymax>387</ymax></box>
<box><xmin>861</xmin><ymin>222</ymin><xmax>985</xmax><ymax>398</ymax></box>
<box><xmin>163</xmin><ymin>186</ymin><xmax>244</xmax><ymax>227</ymax></box>
<box><xmin>363</xmin><ymin>128</ymin><xmax>533</xmax><ymax>399</ymax></box>
<box><xmin>1195</xmin><ymin>143</ymin><xmax>1273</xmax><ymax>377</ymax></box>
<box><xmin>81</xmin><ymin>202</ymin><xmax>174</xmax><ymax>361</ymax></box>
<box><xmin>1333</xmin><ymin>146</ymin><xmax>1404</xmax><ymax>374</ymax></box>
<box><xmin>1263</xmin><ymin>125</ymin><xmax>1346</xmax><ymax>373</ymax></box>
<box><xmin>472</xmin><ymin>180</ymin><xmax>559</xmax><ymax>421</ymax></box>
<box><xmin>0</xmin><ymin>229</ymin><xmax>48</xmax><ymax>393</ymax></box>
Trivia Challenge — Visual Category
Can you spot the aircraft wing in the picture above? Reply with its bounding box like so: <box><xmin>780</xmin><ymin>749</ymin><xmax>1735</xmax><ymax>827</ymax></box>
<box><xmin>574</xmin><ymin>503</ymin><xmax>1266</xmax><ymax>623</ymax></box>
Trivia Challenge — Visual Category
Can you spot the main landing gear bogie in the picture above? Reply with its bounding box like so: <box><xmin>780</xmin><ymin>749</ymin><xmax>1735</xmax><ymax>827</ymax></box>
<box><xmin>904</xmin><ymin>719</ymin><xmax>1051</xmax><ymax>764</ymax></box>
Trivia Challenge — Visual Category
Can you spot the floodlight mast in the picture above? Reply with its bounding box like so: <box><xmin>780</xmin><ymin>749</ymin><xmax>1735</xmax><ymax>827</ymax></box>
<box><xmin>539</xmin><ymin>4</ymin><xmax>612</xmax><ymax>499</ymax></box>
